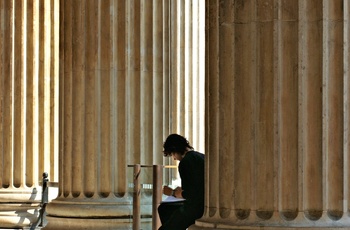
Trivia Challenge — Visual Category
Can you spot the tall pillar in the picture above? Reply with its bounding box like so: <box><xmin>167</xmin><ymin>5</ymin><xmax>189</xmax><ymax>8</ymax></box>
<box><xmin>0</xmin><ymin>0</ymin><xmax>59</xmax><ymax>228</ymax></box>
<box><xmin>169</xmin><ymin>0</ymin><xmax>205</xmax><ymax>151</ymax></box>
<box><xmin>45</xmin><ymin>1</ymin><xmax>170</xmax><ymax>229</ymax></box>
<box><xmin>192</xmin><ymin>0</ymin><xmax>350</xmax><ymax>229</ymax></box>
<box><xmin>163</xmin><ymin>0</ymin><xmax>206</xmax><ymax>183</ymax></box>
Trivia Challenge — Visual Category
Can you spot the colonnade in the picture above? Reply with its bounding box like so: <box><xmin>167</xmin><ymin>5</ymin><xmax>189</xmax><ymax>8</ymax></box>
<box><xmin>0</xmin><ymin>0</ymin><xmax>203</xmax><ymax>229</ymax></box>
<box><xmin>45</xmin><ymin>1</ymin><xmax>204</xmax><ymax>229</ymax></box>
<box><xmin>1</xmin><ymin>0</ymin><xmax>350</xmax><ymax>229</ymax></box>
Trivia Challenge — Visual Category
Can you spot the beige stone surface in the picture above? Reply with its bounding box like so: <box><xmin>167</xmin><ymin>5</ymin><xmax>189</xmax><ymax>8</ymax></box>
<box><xmin>44</xmin><ymin>0</ymin><xmax>204</xmax><ymax>229</ymax></box>
<box><xmin>192</xmin><ymin>0</ymin><xmax>350</xmax><ymax>229</ymax></box>
<box><xmin>0</xmin><ymin>0</ymin><xmax>59</xmax><ymax>228</ymax></box>
<box><xmin>4</xmin><ymin>0</ymin><xmax>350</xmax><ymax>229</ymax></box>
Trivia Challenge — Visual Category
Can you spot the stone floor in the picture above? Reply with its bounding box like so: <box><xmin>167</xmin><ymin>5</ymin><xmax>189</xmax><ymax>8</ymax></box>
<box><xmin>0</xmin><ymin>227</ymin><xmax>42</xmax><ymax>230</ymax></box>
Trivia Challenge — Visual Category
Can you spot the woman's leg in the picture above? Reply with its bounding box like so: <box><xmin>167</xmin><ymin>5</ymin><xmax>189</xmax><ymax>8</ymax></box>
<box><xmin>158</xmin><ymin>207</ymin><xmax>194</xmax><ymax>230</ymax></box>
<box><xmin>157</xmin><ymin>202</ymin><xmax>184</xmax><ymax>228</ymax></box>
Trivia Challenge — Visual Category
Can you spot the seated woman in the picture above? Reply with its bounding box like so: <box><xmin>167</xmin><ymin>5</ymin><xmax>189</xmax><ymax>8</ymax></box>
<box><xmin>158</xmin><ymin>134</ymin><xmax>205</xmax><ymax>230</ymax></box>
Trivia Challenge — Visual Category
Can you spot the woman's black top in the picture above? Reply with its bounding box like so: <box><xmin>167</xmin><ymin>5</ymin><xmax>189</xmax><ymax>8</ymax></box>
<box><xmin>178</xmin><ymin>150</ymin><xmax>205</xmax><ymax>217</ymax></box>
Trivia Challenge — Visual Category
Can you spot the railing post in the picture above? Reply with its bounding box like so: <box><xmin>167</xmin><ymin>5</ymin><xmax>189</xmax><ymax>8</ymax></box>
<box><xmin>133</xmin><ymin>164</ymin><xmax>141</xmax><ymax>230</ymax></box>
<box><xmin>152</xmin><ymin>165</ymin><xmax>163</xmax><ymax>230</ymax></box>
<box><xmin>40</xmin><ymin>172</ymin><xmax>49</xmax><ymax>227</ymax></box>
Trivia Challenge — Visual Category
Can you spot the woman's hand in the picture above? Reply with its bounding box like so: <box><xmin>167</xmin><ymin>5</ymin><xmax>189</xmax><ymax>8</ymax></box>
<box><xmin>162</xmin><ymin>185</ymin><xmax>173</xmax><ymax>196</ymax></box>
<box><xmin>173</xmin><ymin>186</ymin><xmax>183</xmax><ymax>198</ymax></box>
<box><xmin>163</xmin><ymin>186</ymin><xmax>183</xmax><ymax>198</ymax></box>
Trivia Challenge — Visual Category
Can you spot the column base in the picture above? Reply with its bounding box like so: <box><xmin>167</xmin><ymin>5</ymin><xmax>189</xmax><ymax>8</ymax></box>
<box><xmin>190</xmin><ymin>226</ymin><xmax>350</xmax><ymax>230</ymax></box>
<box><xmin>0</xmin><ymin>188</ymin><xmax>42</xmax><ymax>228</ymax></box>
<box><xmin>44</xmin><ymin>195</ymin><xmax>153</xmax><ymax>230</ymax></box>
<box><xmin>45</xmin><ymin>216</ymin><xmax>152</xmax><ymax>230</ymax></box>
<box><xmin>0</xmin><ymin>204</ymin><xmax>40</xmax><ymax>228</ymax></box>
<box><xmin>190</xmin><ymin>211</ymin><xmax>350</xmax><ymax>230</ymax></box>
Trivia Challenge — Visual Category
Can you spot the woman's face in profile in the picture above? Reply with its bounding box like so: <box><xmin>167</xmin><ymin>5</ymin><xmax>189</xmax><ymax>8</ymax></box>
<box><xmin>171</xmin><ymin>152</ymin><xmax>183</xmax><ymax>161</ymax></box>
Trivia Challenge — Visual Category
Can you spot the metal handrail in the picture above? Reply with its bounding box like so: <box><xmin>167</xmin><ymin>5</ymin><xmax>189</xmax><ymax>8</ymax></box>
<box><xmin>127</xmin><ymin>164</ymin><xmax>177</xmax><ymax>230</ymax></box>
<box><xmin>32</xmin><ymin>172</ymin><xmax>58</xmax><ymax>229</ymax></box>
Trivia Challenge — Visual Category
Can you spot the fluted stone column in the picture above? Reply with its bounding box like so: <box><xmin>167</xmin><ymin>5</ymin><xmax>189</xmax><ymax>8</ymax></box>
<box><xmin>45</xmin><ymin>1</ymin><xmax>173</xmax><ymax>229</ymax></box>
<box><xmin>0</xmin><ymin>0</ymin><xmax>59</xmax><ymax>228</ymax></box>
<box><xmin>192</xmin><ymin>0</ymin><xmax>350</xmax><ymax>229</ymax></box>
<box><xmin>169</xmin><ymin>0</ymin><xmax>205</xmax><ymax>153</ymax></box>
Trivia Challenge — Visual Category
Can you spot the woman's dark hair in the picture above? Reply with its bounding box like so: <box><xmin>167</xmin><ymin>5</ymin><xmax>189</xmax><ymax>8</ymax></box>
<box><xmin>163</xmin><ymin>134</ymin><xmax>194</xmax><ymax>157</ymax></box>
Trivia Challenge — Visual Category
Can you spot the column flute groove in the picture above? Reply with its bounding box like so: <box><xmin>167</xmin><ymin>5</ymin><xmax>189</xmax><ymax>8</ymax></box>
<box><xmin>233</xmin><ymin>0</ymin><xmax>255</xmax><ymax>220</ymax></box>
<box><xmin>153</xmin><ymin>0</ymin><xmax>164</xmax><ymax>163</ymax></box>
<box><xmin>345</xmin><ymin>0</ymin><xmax>350</xmax><ymax>215</ymax></box>
<box><xmin>299</xmin><ymin>0</ymin><xmax>323</xmax><ymax>220</ymax></box>
<box><xmin>324</xmin><ymin>0</ymin><xmax>344</xmax><ymax>220</ymax></box>
<box><xmin>13</xmin><ymin>0</ymin><xmax>26</xmax><ymax>189</ymax></box>
<box><xmin>255</xmin><ymin>0</ymin><xmax>275</xmax><ymax>220</ymax></box>
<box><xmin>99</xmin><ymin>0</ymin><xmax>112</xmax><ymax>198</ymax></box>
<box><xmin>126</xmin><ymin>0</ymin><xmax>141</xmax><ymax>164</ymax></box>
<box><xmin>111</xmin><ymin>0</ymin><xmax>127</xmax><ymax>196</ymax></box>
<box><xmin>184</xmin><ymin>0</ymin><xmax>193</xmax><ymax>140</ymax></box>
<box><xmin>277</xmin><ymin>0</ymin><xmax>299</xmax><ymax>220</ymax></box>
<box><xmin>140</xmin><ymin>0</ymin><xmax>153</xmax><ymax>166</ymax></box>
<box><xmin>218</xmin><ymin>0</ymin><xmax>234</xmax><ymax>219</ymax></box>
<box><xmin>205</xmin><ymin>0</ymin><xmax>220</xmax><ymax>220</ymax></box>
<box><xmin>71</xmin><ymin>0</ymin><xmax>85</xmax><ymax>198</ymax></box>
